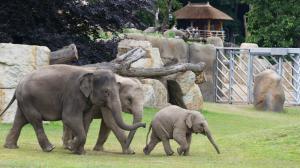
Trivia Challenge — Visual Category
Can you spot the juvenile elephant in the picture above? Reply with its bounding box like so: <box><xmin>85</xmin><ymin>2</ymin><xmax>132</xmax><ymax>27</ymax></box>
<box><xmin>63</xmin><ymin>75</ymin><xmax>144</xmax><ymax>154</ymax></box>
<box><xmin>143</xmin><ymin>105</ymin><xmax>220</xmax><ymax>156</ymax></box>
<box><xmin>1</xmin><ymin>65</ymin><xmax>145</xmax><ymax>154</ymax></box>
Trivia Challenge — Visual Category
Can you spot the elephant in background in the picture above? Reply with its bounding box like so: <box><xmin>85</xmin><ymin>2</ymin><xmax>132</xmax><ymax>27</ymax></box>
<box><xmin>253</xmin><ymin>69</ymin><xmax>285</xmax><ymax>112</ymax></box>
<box><xmin>1</xmin><ymin>65</ymin><xmax>145</xmax><ymax>154</ymax></box>
<box><xmin>63</xmin><ymin>74</ymin><xmax>144</xmax><ymax>154</ymax></box>
<box><xmin>143</xmin><ymin>105</ymin><xmax>220</xmax><ymax>156</ymax></box>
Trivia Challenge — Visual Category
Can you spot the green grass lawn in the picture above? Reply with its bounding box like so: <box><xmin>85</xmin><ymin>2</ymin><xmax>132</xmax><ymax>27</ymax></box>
<box><xmin>0</xmin><ymin>103</ymin><xmax>299</xmax><ymax>168</ymax></box>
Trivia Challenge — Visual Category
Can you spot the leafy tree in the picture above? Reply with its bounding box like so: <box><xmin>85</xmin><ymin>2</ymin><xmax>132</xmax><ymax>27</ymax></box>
<box><xmin>0</xmin><ymin>0</ymin><xmax>154</xmax><ymax>64</ymax></box>
<box><xmin>244</xmin><ymin>0</ymin><xmax>300</xmax><ymax>47</ymax></box>
<box><xmin>156</xmin><ymin>0</ymin><xmax>182</xmax><ymax>29</ymax></box>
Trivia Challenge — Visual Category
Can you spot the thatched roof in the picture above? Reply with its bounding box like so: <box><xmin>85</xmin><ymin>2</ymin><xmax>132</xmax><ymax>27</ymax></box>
<box><xmin>174</xmin><ymin>2</ymin><xmax>233</xmax><ymax>20</ymax></box>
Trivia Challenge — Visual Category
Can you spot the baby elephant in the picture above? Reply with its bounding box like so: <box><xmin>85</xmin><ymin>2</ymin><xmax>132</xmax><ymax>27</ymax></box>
<box><xmin>143</xmin><ymin>105</ymin><xmax>220</xmax><ymax>156</ymax></box>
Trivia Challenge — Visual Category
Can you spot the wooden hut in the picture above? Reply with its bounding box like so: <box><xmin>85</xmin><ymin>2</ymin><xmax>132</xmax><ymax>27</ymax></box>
<box><xmin>174</xmin><ymin>2</ymin><xmax>233</xmax><ymax>41</ymax></box>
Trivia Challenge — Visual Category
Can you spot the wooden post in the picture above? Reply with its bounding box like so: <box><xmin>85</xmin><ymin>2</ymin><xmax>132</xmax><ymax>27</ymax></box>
<box><xmin>207</xmin><ymin>20</ymin><xmax>211</xmax><ymax>38</ymax></box>
<box><xmin>220</xmin><ymin>21</ymin><xmax>223</xmax><ymax>30</ymax></box>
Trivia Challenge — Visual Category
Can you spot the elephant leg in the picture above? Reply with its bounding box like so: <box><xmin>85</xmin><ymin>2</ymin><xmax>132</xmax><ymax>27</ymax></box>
<box><xmin>24</xmin><ymin>108</ymin><xmax>54</xmax><ymax>152</ymax></box>
<box><xmin>63</xmin><ymin>117</ymin><xmax>86</xmax><ymax>155</ymax></box>
<box><xmin>101</xmin><ymin>108</ymin><xmax>134</xmax><ymax>154</ymax></box>
<box><xmin>4</xmin><ymin>108</ymin><xmax>28</xmax><ymax>149</ymax></box>
<box><xmin>93</xmin><ymin>120</ymin><xmax>111</xmax><ymax>151</ymax></box>
<box><xmin>183</xmin><ymin>134</ymin><xmax>192</xmax><ymax>156</ymax></box>
<box><xmin>83</xmin><ymin>108</ymin><xmax>94</xmax><ymax>135</ymax></box>
<box><xmin>62</xmin><ymin>124</ymin><xmax>74</xmax><ymax>149</ymax></box>
<box><xmin>162</xmin><ymin>138</ymin><xmax>174</xmax><ymax>156</ymax></box>
<box><xmin>143</xmin><ymin>132</ymin><xmax>160</xmax><ymax>155</ymax></box>
<box><xmin>173</xmin><ymin>129</ymin><xmax>188</xmax><ymax>156</ymax></box>
<box><xmin>62</xmin><ymin>108</ymin><xmax>93</xmax><ymax>150</ymax></box>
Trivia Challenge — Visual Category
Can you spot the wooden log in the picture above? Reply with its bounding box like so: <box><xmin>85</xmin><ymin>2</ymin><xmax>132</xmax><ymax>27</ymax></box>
<box><xmin>50</xmin><ymin>44</ymin><xmax>78</xmax><ymax>64</ymax></box>
<box><xmin>85</xmin><ymin>62</ymin><xmax>205</xmax><ymax>78</ymax></box>
<box><xmin>83</xmin><ymin>47</ymin><xmax>205</xmax><ymax>78</ymax></box>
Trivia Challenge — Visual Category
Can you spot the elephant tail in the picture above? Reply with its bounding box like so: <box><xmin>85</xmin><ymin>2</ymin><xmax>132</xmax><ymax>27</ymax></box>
<box><xmin>145</xmin><ymin>122</ymin><xmax>152</xmax><ymax>146</ymax></box>
<box><xmin>0</xmin><ymin>91</ymin><xmax>16</xmax><ymax>117</ymax></box>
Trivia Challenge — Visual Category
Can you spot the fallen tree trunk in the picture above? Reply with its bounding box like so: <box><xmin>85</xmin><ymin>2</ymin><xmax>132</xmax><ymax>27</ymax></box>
<box><xmin>84</xmin><ymin>47</ymin><xmax>205</xmax><ymax>78</ymax></box>
<box><xmin>50</xmin><ymin>44</ymin><xmax>78</xmax><ymax>64</ymax></box>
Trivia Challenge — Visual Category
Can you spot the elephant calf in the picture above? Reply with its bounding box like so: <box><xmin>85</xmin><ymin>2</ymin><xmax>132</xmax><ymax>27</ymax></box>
<box><xmin>143</xmin><ymin>105</ymin><xmax>220</xmax><ymax>156</ymax></box>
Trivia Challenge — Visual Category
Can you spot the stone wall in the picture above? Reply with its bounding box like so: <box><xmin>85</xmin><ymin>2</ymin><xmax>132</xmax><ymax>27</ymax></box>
<box><xmin>0</xmin><ymin>43</ymin><xmax>50</xmax><ymax>123</ymax></box>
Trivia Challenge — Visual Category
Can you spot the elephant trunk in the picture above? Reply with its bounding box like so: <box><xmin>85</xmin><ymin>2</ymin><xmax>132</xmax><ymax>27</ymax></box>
<box><xmin>110</xmin><ymin>99</ymin><xmax>145</xmax><ymax>131</ymax></box>
<box><xmin>205</xmin><ymin>128</ymin><xmax>220</xmax><ymax>154</ymax></box>
<box><xmin>125</xmin><ymin>112</ymin><xmax>143</xmax><ymax>148</ymax></box>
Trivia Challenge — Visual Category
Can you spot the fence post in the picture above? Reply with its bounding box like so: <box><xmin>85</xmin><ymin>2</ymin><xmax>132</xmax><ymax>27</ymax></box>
<box><xmin>213</xmin><ymin>49</ymin><xmax>218</xmax><ymax>103</ymax></box>
<box><xmin>247</xmin><ymin>50</ymin><xmax>254</xmax><ymax>104</ymax></box>
<box><xmin>278</xmin><ymin>56</ymin><xmax>283</xmax><ymax>76</ymax></box>
<box><xmin>229</xmin><ymin>50</ymin><xmax>234</xmax><ymax>104</ymax></box>
<box><xmin>295</xmin><ymin>54</ymin><xmax>300</xmax><ymax>104</ymax></box>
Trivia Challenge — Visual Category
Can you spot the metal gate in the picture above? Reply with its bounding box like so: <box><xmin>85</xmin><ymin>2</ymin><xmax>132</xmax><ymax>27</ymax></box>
<box><xmin>215</xmin><ymin>47</ymin><xmax>300</xmax><ymax>105</ymax></box>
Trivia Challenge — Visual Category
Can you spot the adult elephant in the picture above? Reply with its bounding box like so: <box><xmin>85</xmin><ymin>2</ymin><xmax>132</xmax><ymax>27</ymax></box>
<box><xmin>1</xmin><ymin>65</ymin><xmax>145</xmax><ymax>154</ymax></box>
<box><xmin>63</xmin><ymin>74</ymin><xmax>144</xmax><ymax>154</ymax></box>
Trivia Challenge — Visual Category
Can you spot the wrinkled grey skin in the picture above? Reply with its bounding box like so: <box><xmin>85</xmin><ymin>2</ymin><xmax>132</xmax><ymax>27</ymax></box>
<box><xmin>143</xmin><ymin>105</ymin><xmax>220</xmax><ymax>156</ymax></box>
<box><xmin>2</xmin><ymin>65</ymin><xmax>145</xmax><ymax>154</ymax></box>
<box><xmin>62</xmin><ymin>75</ymin><xmax>144</xmax><ymax>154</ymax></box>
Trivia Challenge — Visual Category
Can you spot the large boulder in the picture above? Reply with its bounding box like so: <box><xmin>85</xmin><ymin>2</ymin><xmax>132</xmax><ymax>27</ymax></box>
<box><xmin>253</xmin><ymin>69</ymin><xmax>285</xmax><ymax>112</ymax></box>
<box><xmin>141</xmin><ymin>79</ymin><xmax>168</xmax><ymax>108</ymax></box>
<box><xmin>126</xmin><ymin>33</ymin><xmax>189</xmax><ymax>65</ymax></box>
<box><xmin>189</xmin><ymin>43</ymin><xmax>216</xmax><ymax>101</ymax></box>
<box><xmin>0</xmin><ymin>43</ymin><xmax>50</xmax><ymax>123</ymax></box>
<box><xmin>0</xmin><ymin>43</ymin><xmax>50</xmax><ymax>88</ymax></box>
<box><xmin>206</xmin><ymin>37</ymin><xmax>224</xmax><ymax>47</ymax></box>
<box><xmin>167</xmin><ymin>71</ymin><xmax>203</xmax><ymax>110</ymax></box>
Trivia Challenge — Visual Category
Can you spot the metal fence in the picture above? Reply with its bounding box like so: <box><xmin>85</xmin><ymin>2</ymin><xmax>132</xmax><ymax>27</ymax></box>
<box><xmin>214</xmin><ymin>47</ymin><xmax>300</xmax><ymax>105</ymax></box>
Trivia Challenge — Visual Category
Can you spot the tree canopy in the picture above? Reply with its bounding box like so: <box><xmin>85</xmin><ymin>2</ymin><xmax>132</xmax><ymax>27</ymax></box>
<box><xmin>245</xmin><ymin>0</ymin><xmax>300</xmax><ymax>47</ymax></box>
<box><xmin>0</xmin><ymin>0</ymin><xmax>154</xmax><ymax>64</ymax></box>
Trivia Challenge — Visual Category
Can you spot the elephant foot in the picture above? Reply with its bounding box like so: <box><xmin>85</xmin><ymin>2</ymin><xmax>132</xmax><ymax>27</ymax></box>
<box><xmin>183</xmin><ymin>151</ymin><xmax>190</xmax><ymax>156</ymax></box>
<box><xmin>143</xmin><ymin>146</ymin><xmax>150</xmax><ymax>155</ymax></box>
<box><xmin>123</xmin><ymin>148</ymin><xmax>135</xmax><ymax>155</ymax></box>
<box><xmin>72</xmin><ymin>148</ymin><xmax>86</xmax><ymax>155</ymax></box>
<box><xmin>66</xmin><ymin>139</ymin><xmax>77</xmax><ymax>151</ymax></box>
<box><xmin>166</xmin><ymin>151</ymin><xmax>174</xmax><ymax>156</ymax></box>
<box><xmin>42</xmin><ymin>144</ymin><xmax>55</xmax><ymax>152</ymax></box>
<box><xmin>177</xmin><ymin>147</ymin><xmax>187</xmax><ymax>156</ymax></box>
<box><xmin>93</xmin><ymin>145</ymin><xmax>104</xmax><ymax>151</ymax></box>
<box><xmin>62</xmin><ymin>141</ymin><xmax>70</xmax><ymax>149</ymax></box>
<box><xmin>4</xmin><ymin>143</ymin><xmax>19</xmax><ymax>149</ymax></box>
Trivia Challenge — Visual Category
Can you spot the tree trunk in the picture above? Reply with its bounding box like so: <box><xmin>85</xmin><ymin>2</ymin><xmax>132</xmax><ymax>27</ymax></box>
<box><xmin>50</xmin><ymin>44</ymin><xmax>78</xmax><ymax>64</ymax></box>
<box><xmin>84</xmin><ymin>47</ymin><xmax>205</xmax><ymax>78</ymax></box>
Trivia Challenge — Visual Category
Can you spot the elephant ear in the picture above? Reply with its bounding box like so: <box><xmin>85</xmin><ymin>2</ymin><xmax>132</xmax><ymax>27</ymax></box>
<box><xmin>79</xmin><ymin>73</ymin><xmax>93</xmax><ymax>98</ymax></box>
<box><xmin>185</xmin><ymin>113</ymin><xmax>194</xmax><ymax>129</ymax></box>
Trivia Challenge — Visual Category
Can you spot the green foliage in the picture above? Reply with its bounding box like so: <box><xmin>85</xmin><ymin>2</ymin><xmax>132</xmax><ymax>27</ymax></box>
<box><xmin>156</xmin><ymin>0</ymin><xmax>182</xmax><ymax>28</ymax></box>
<box><xmin>244</xmin><ymin>0</ymin><xmax>300</xmax><ymax>47</ymax></box>
<box><xmin>0</xmin><ymin>103</ymin><xmax>299</xmax><ymax>167</ymax></box>
<box><xmin>166</xmin><ymin>31</ymin><xmax>176</xmax><ymax>38</ymax></box>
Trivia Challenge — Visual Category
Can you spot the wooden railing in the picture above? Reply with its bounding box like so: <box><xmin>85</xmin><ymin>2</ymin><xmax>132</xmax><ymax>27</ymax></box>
<box><xmin>185</xmin><ymin>29</ymin><xmax>225</xmax><ymax>41</ymax></box>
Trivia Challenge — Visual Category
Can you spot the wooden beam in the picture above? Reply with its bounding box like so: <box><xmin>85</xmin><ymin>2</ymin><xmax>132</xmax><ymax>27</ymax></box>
<box><xmin>50</xmin><ymin>44</ymin><xmax>78</xmax><ymax>64</ymax></box>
